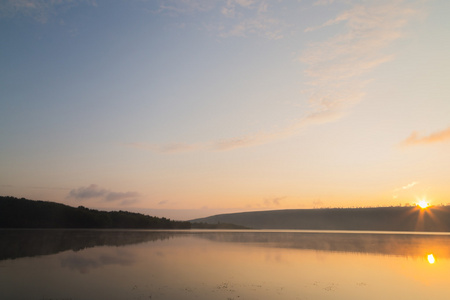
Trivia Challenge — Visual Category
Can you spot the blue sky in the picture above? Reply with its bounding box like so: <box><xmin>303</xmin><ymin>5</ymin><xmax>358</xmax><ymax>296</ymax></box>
<box><xmin>1</xmin><ymin>0</ymin><xmax>450</xmax><ymax>220</ymax></box>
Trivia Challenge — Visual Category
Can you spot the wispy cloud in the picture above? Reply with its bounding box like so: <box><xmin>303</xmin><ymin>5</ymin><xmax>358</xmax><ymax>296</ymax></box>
<box><xmin>68</xmin><ymin>184</ymin><xmax>107</xmax><ymax>199</ymax></box>
<box><xmin>392</xmin><ymin>181</ymin><xmax>418</xmax><ymax>199</ymax></box>
<box><xmin>301</xmin><ymin>0</ymin><xmax>418</xmax><ymax>119</ymax></box>
<box><xmin>154</xmin><ymin>0</ymin><xmax>215</xmax><ymax>16</ymax></box>
<box><xmin>218</xmin><ymin>15</ymin><xmax>285</xmax><ymax>40</ymax></box>
<box><xmin>400</xmin><ymin>126</ymin><xmax>450</xmax><ymax>146</ymax></box>
<box><xmin>126</xmin><ymin>142</ymin><xmax>204</xmax><ymax>154</ymax></box>
<box><xmin>0</xmin><ymin>0</ymin><xmax>97</xmax><ymax>23</ymax></box>
<box><xmin>313</xmin><ymin>0</ymin><xmax>337</xmax><ymax>6</ymax></box>
<box><xmin>217</xmin><ymin>0</ymin><xmax>286</xmax><ymax>40</ymax></box>
<box><xmin>155</xmin><ymin>0</ymin><xmax>286</xmax><ymax>40</ymax></box>
<box><xmin>211</xmin><ymin>130</ymin><xmax>281</xmax><ymax>151</ymax></box>
<box><xmin>395</xmin><ymin>181</ymin><xmax>419</xmax><ymax>192</ymax></box>
<box><xmin>264</xmin><ymin>196</ymin><xmax>286</xmax><ymax>207</ymax></box>
<box><xmin>257</xmin><ymin>0</ymin><xmax>420</xmax><ymax>148</ymax></box>
<box><xmin>67</xmin><ymin>184</ymin><xmax>139</xmax><ymax>205</ymax></box>
<box><xmin>105</xmin><ymin>191</ymin><xmax>139</xmax><ymax>202</ymax></box>
<box><xmin>312</xmin><ymin>199</ymin><xmax>324</xmax><ymax>208</ymax></box>
<box><xmin>119</xmin><ymin>199</ymin><xmax>140</xmax><ymax>206</ymax></box>
<box><xmin>133</xmin><ymin>0</ymin><xmax>422</xmax><ymax>154</ymax></box>
<box><xmin>221</xmin><ymin>0</ymin><xmax>256</xmax><ymax>17</ymax></box>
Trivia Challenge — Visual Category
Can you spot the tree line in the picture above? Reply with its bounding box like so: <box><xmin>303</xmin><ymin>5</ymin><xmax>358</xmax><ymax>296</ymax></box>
<box><xmin>0</xmin><ymin>196</ymin><xmax>191</xmax><ymax>229</ymax></box>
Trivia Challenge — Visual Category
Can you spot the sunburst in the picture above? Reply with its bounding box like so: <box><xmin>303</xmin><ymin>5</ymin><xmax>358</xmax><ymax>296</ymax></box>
<box><xmin>417</xmin><ymin>200</ymin><xmax>429</xmax><ymax>209</ymax></box>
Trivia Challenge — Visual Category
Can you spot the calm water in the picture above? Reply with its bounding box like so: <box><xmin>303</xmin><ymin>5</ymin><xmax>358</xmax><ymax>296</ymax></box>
<box><xmin>2</xmin><ymin>229</ymin><xmax>450</xmax><ymax>300</ymax></box>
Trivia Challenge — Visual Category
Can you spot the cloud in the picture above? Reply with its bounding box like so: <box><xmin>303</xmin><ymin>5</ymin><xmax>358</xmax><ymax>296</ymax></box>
<box><xmin>400</xmin><ymin>126</ymin><xmax>450</xmax><ymax>146</ymax></box>
<box><xmin>211</xmin><ymin>130</ymin><xmax>278</xmax><ymax>151</ymax></box>
<box><xmin>313</xmin><ymin>0</ymin><xmax>336</xmax><ymax>6</ymax></box>
<box><xmin>133</xmin><ymin>0</ymin><xmax>422</xmax><ymax>154</ymax></box>
<box><xmin>216</xmin><ymin>0</ymin><xmax>286</xmax><ymax>39</ymax></box>
<box><xmin>68</xmin><ymin>184</ymin><xmax>140</xmax><ymax>204</ymax></box>
<box><xmin>300</xmin><ymin>1</ymin><xmax>419</xmax><ymax>116</ymax></box>
<box><xmin>312</xmin><ymin>199</ymin><xmax>324</xmax><ymax>208</ymax></box>
<box><xmin>119</xmin><ymin>199</ymin><xmax>140</xmax><ymax>206</ymax></box>
<box><xmin>218</xmin><ymin>15</ymin><xmax>285</xmax><ymax>40</ymax></box>
<box><xmin>402</xmin><ymin>182</ymin><xmax>419</xmax><ymax>190</ymax></box>
<box><xmin>126</xmin><ymin>142</ymin><xmax>204</xmax><ymax>154</ymax></box>
<box><xmin>155</xmin><ymin>0</ymin><xmax>285</xmax><ymax>40</ymax></box>
<box><xmin>154</xmin><ymin>0</ymin><xmax>215</xmax><ymax>16</ymax></box>
<box><xmin>217</xmin><ymin>0</ymin><xmax>420</xmax><ymax>151</ymax></box>
<box><xmin>221</xmin><ymin>0</ymin><xmax>256</xmax><ymax>17</ymax></box>
<box><xmin>394</xmin><ymin>181</ymin><xmax>419</xmax><ymax>192</ymax></box>
<box><xmin>234</xmin><ymin>0</ymin><xmax>255</xmax><ymax>7</ymax></box>
<box><xmin>105</xmin><ymin>191</ymin><xmax>139</xmax><ymax>202</ymax></box>
<box><xmin>0</xmin><ymin>0</ymin><xmax>97</xmax><ymax>23</ymax></box>
<box><xmin>392</xmin><ymin>181</ymin><xmax>419</xmax><ymax>199</ymax></box>
<box><xmin>264</xmin><ymin>196</ymin><xmax>285</xmax><ymax>207</ymax></box>
<box><xmin>68</xmin><ymin>184</ymin><xmax>107</xmax><ymax>199</ymax></box>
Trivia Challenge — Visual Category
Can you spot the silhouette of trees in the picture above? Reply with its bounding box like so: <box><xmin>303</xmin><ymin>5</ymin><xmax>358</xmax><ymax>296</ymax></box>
<box><xmin>0</xmin><ymin>196</ymin><xmax>190</xmax><ymax>229</ymax></box>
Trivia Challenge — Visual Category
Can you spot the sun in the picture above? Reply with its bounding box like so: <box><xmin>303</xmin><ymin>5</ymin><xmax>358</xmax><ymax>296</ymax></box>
<box><xmin>417</xmin><ymin>200</ymin><xmax>429</xmax><ymax>209</ymax></box>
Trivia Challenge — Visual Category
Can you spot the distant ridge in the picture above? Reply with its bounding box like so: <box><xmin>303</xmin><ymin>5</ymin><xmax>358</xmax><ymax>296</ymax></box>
<box><xmin>191</xmin><ymin>206</ymin><xmax>450</xmax><ymax>232</ymax></box>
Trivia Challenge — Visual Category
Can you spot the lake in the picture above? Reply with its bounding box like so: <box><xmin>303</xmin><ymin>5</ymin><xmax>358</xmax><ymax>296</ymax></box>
<box><xmin>1</xmin><ymin>229</ymin><xmax>450</xmax><ymax>300</ymax></box>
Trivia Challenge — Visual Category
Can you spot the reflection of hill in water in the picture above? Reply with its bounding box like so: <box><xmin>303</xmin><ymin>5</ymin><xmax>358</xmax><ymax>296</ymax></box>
<box><xmin>2</xmin><ymin>230</ymin><xmax>450</xmax><ymax>261</ymax></box>
<box><xmin>194</xmin><ymin>231</ymin><xmax>450</xmax><ymax>259</ymax></box>
<box><xmin>0</xmin><ymin>229</ymin><xmax>178</xmax><ymax>260</ymax></box>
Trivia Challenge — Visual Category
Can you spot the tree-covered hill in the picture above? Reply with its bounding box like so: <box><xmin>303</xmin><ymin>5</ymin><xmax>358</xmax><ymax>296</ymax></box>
<box><xmin>191</xmin><ymin>206</ymin><xmax>450</xmax><ymax>232</ymax></box>
<box><xmin>0</xmin><ymin>196</ymin><xmax>190</xmax><ymax>229</ymax></box>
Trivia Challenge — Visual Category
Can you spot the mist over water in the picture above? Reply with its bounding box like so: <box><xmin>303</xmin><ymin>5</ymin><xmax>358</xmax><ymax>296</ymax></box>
<box><xmin>2</xmin><ymin>229</ymin><xmax>450</xmax><ymax>300</ymax></box>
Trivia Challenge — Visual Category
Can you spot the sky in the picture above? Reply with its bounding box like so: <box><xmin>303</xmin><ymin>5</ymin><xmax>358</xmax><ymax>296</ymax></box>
<box><xmin>1</xmin><ymin>0</ymin><xmax>450</xmax><ymax>220</ymax></box>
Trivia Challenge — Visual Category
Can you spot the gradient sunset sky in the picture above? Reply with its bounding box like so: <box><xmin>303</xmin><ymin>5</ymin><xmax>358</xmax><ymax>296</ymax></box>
<box><xmin>1</xmin><ymin>0</ymin><xmax>449</xmax><ymax>220</ymax></box>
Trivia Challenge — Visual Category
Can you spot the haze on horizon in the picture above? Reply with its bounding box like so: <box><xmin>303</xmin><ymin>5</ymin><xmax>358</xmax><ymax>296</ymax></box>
<box><xmin>1</xmin><ymin>0</ymin><xmax>449</xmax><ymax>220</ymax></box>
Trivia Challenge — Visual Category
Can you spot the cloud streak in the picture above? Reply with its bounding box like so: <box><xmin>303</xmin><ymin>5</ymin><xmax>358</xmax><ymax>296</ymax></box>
<box><xmin>126</xmin><ymin>142</ymin><xmax>204</xmax><ymax>154</ymax></box>
<box><xmin>218</xmin><ymin>0</ymin><xmax>286</xmax><ymax>40</ymax></box>
<box><xmin>68</xmin><ymin>184</ymin><xmax>107</xmax><ymax>199</ymax></box>
<box><xmin>264</xmin><ymin>196</ymin><xmax>286</xmax><ymax>207</ymax></box>
<box><xmin>132</xmin><ymin>0</ymin><xmax>422</xmax><ymax>154</ymax></box>
<box><xmin>401</xmin><ymin>126</ymin><xmax>450</xmax><ymax>146</ymax></box>
<box><xmin>0</xmin><ymin>0</ymin><xmax>97</xmax><ymax>23</ymax></box>
<box><xmin>300</xmin><ymin>0</ymin><xmax>418</xmax><ymax>117</ymax></box>
<box><xmin>154</xmin><ymin>0</ymin><xmax>214</xmax><ymax>16</ymax></box>
<box><xmin>394</xmin><ymin>181</ymin><xmax>419</xmax><ymax>192</ymax></box>
<box><xmin>392</xmin><ymin>181</ymin><xmax>419</xmax><ymax>199</ymax></box>
<box><xmin>246</xmin><ymin>0</ymin><xmax>420</xmax><ymax>149</ymax></box>
<box><xmin>68</xmin><ymin>184</ymin><xmax>139</xmax><ymax>205</ymax></box>
<box><xmin>156</xmin><ymin>0</ymin><xmax>286</xmax><ymax>40</ymax></box>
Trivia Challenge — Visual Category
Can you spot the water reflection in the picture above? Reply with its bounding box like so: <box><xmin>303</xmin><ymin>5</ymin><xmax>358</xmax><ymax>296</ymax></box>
<box><xmin>60</xmin><ymin>248</ymin><xmax>135</xmax><ymax>274</ymax></box>
<box><xmin>192</xmin><ymin>231</ymin><xmax>450</xmax><ymax>260</ymax></box>
<box><xmin>428</xmin><ymin>253</ymin><xmax>436</xmax><ymax>264</ymax></box>
<box><xmin>0</xmin><ymin>229</ymin><xmax>177</xmax><ymax>260</ymax></box>
<box><xmin>2</xmin><ymin>229</ymin><xmax>450</xmax><ymax>261</ymax></box>
<box><xmin>2</xmin><ymin>230</ymin><xmax>450</xmax><ymax>300</ymax></box>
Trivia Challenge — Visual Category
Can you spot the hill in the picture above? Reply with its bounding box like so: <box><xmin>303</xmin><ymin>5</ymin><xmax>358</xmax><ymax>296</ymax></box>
<box><xmin>0</xmin><ymin>196</ymin><xmax>190</xmax><ymax>229</ymax></box>
<box><xmin>191</xmin><ymin>206</ymin><xmax>450</xmax><ymax>232</ymax></box>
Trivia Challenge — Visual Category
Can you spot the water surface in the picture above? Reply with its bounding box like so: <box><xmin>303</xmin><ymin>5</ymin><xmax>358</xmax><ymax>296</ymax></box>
<box><xmin>1</xmin><ymin>229</ymin><xmax>450</xmax><ymax>299</ymax></box>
